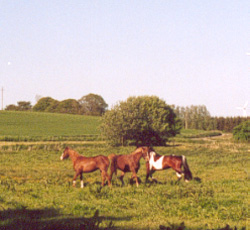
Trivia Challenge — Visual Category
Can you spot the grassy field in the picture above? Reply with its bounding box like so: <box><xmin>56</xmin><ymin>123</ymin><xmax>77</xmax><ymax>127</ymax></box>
<box><xmin>0</xmin><ymin>111</ymin><xmax>101</xmax><ymax>141</ymax></box>
<box><xmin>0</xmin><ymin>111</ymin><xmax>248</xmax><ymax>229</ymax></box>
<box><xmin>0</xmin><ymin>137</ymin><xmax>248</xmax><ymax>229</ymax></box>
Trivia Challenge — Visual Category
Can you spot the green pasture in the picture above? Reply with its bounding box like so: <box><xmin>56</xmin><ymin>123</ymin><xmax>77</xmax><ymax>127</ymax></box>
<box><xmin>0</xmin><ymin>136</ymin><xmax>248</xmax><ymax>229</ymax></box>
<box><xmin>0</xmin><ymin>111</ymin><xmax>247</xmax><ymax>229</ymax></box>
<box><xmin>0</xmin><ymin>111</ymin><xmax>101</xmax><ymax>141</ymax></box>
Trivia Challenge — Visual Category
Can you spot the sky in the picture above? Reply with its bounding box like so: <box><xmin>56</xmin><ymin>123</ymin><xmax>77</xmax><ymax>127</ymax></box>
<box><xmin>0</xmin><ymin>0</ymin><xmax>249</xmax><ymax>117</ymax></box>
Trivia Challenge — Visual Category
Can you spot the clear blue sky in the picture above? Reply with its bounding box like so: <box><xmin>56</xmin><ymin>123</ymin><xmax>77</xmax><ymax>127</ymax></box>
<box><xmin>1</xmin><ymin>0</ymin><xmax>249</xmax><ymax>117</ymax></box>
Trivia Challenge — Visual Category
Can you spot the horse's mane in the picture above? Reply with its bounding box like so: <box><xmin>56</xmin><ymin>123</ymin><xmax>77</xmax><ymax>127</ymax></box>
<box><xmin>131</xmin><ymin>147</ymin><xmax>144</xmax><ymax>155</ymax></box>
<box><xmin>66</xmin><ymin>147</ymin><xmax>81</xmax><ymax>157</ymax></box>
<box><xmin>132</xmin><ymin>146</ymin><xmax>152</xmax><ymax>155</ymax></box>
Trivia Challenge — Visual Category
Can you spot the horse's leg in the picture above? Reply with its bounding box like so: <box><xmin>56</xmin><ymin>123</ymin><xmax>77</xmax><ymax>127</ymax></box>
<box><xmin>80</xmin><ymin>173</ymin><xmax>84</xmax><ymax>188</ymax></box>
<box><xmin>130</xmin><ymin>169</ymin><xmax>139</xmax><ymax>187</ymax></box>
<box><xmin>119</xmin><ymin>171</ymin><xmax>125</xmax><ymax>186</ymax></box>
<box><xmin>105</xmin><ymin>171</ymin><xmax>111</xmax><ymax>187</ymax></box>
<box><xmin>73</xmin><ymin>171</ymin><xmax>80</xmax><ymax>187</ymax></box>
<box><xmin>176</xmin><ymin>172</ymin><xmax>182</xmax><ymax>181</ymax></box>
<box><xmin>148</xmin><ymin>170</ymin><xmax>158</xmax><ymax>183</ymax></box>
<box><xmin>174</xmin><ymin>167</ymin><xmax>184</xmax><ymax>181</ymax></box>
<box><xmin>145</xmin><ymin>162</ymin><xmax>151</xmax><ymax>183</ymax></box>
<box><xmin>109</xmin><ymin>164</ymin><xmax>116</xmax><ymax>181</ymax></box>
<box><xmin>101</xmin><ymin>170</ymin><xmax>106</xmax><ymax>186</ymax></box>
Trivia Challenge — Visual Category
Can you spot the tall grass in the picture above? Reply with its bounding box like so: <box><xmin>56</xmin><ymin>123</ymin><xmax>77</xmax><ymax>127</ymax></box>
<box><xmin>0</xmin><ymin>136</ymin><xmax>248</xmax><ymax>229</ymax></box>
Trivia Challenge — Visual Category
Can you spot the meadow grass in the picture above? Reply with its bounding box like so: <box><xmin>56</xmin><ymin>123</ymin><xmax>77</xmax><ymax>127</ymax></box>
<box><xmin>0</xmin><ymin>135</ymin><xmax>248</xmax><ymax>230</ymax></box>
<box><xmin>0</xmin><ymin>111</ymin><xmax>101</xmax><ymax>141</ymax></box>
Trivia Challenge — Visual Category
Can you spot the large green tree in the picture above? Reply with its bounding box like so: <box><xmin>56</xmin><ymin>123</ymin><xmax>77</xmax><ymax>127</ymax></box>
<box><xmin>33</xmin><ymin>97</ymin><xmax>58</xmax><ymax>112</ymax></box>
<box><xmin>78</xmin><ymin>93</ymin><xmax>108</xmax><ymax>116</ymax></box>
<box><xmin>55</xmin><ymin>99</ymin><xmax>80</xmax><ymax>114</ymax></box>
<box><xmin>101</xmin><ymin>96</ymin><xmax>181</xmax><ymax>146</ymax></box>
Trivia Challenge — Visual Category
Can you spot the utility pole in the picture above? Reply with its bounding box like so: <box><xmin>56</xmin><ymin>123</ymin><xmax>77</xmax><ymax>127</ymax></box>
<box><xmin>1</xmin><ymin>87</ymin><xmax>3</xmax><ymax>110</ymax></box>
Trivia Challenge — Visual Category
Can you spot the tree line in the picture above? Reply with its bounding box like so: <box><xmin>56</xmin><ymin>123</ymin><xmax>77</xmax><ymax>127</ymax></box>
<box><xmin>173</xmin><ymin>105</ymin><xmax>248</xmax><ymax>132</ymax></box>
<box><xmin>5</xmin><ymin>93</ymin><xmax>108</xmax><ymax>116</ymax></box>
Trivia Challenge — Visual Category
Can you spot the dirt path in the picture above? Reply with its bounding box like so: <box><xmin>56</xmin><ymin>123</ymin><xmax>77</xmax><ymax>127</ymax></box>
<box><xmin>193</xmin><ymin>133</ymin><xmax>232</xmax><ymax>141</ymax></box>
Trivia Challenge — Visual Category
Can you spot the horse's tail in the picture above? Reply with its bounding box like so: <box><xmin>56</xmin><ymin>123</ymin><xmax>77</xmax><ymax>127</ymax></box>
<box><xmin>182</xmin><ymin>155</ymin><xmax>192</xmax><ymax>181</ymax></box>
<box><xmin>108</xmin><ymin>154</ymin><xmax>117</xmax><ymax>178</ymax></box>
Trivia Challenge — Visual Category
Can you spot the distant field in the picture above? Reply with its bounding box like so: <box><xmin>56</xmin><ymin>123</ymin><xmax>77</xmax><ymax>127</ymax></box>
<box><xmin>0</xmin><ymin>111</ymin><xmax>101</xmax><ymax>141</ymax></box>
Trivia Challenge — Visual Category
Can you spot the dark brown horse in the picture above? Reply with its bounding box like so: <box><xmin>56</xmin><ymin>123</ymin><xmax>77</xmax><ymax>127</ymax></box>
<box><xmin>108</xmin><ymin>146</ymin><xmax>151</xmax><ymax>187</ymax></box>
<box><xmin>146</xmin><ymin>151</ymin><xmax>192</xmax><ymax>183</ymax></box>
<box><xmin>60</xmin><ymin>147</ymin><xmax>111</xmax><ymax>188</ymax></box>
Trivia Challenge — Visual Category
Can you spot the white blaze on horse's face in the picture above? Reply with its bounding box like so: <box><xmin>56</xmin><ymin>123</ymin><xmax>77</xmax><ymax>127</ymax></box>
<box><xmin>149</xmin><ymin>151</ymin><xmax>164</xmax><ymax>170</ymax></box>
<box><xmin>60</xmin><ymin>153</ymin><xmax>64</xmax><ymax>160</ymax></box>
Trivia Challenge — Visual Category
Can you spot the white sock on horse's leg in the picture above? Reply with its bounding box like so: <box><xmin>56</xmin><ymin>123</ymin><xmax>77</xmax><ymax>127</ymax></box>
<box><xmin>176</xmin><ymin>172</ymin><xmax>182</xmax><ymax>179</ymax></box>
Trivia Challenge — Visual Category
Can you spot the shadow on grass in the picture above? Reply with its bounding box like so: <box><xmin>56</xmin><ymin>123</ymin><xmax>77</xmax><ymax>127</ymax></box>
<box><xmin>160</xmin><ymin>222</ymin><xmax>246</xmax><ymax>230</ymax></box>
<box><xmin>0</xmin><ymin>207</ymin><xmax>132</xmax><ymax>230</ymax></box>
<box><xmin>0</xmin><ymin>207</ymin><xmax>246</xmax><ymax>230</ymax></box>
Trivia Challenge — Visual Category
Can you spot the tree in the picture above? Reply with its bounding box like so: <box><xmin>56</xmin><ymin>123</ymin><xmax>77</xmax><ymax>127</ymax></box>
<box><xmin>101</xmin><ymin>96</ymin><xmax>181</xmax><ymax>146</ymax></box>
<box><xmin>78</xmin><ymin>93</ymin><xmax>108</xmax><ymax>116</ymax></box>
<box><xmin>233</xmin><ymin>121</ymin><xmax>249</xmax><ymax>142</ymax></box>
<box><xmin>17</xmin><ymin>101</ymin><xmax>32</xmax><ymax>111</ymax></box>
<box><xmin>33</xmin><ymin>97</ymin><xmax>59</xmax><ymax>112</ymax></box>
<box><xmin>55</xmin><ymin>99</ymin><xmax>80</xmax><ymax>114</ymax></box>
<box><xmin>173</xmin><ymin>105</ymin><xmax>211</xmax><ymax>130</ymax></box>
<box><xmin>5</xmin><ymin>104</ymin><xmax>18</xmax><ymax>111</ymax></box>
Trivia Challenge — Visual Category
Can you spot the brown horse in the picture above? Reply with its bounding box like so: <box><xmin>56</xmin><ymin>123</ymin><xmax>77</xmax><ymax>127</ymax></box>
<box><xmin>60</xmin><ymin>147</ymin><xmax>111</xmax><ymax>188</ymax></box>
<box><xmin>108</xmin><ymin>146</ymin><xmax>151</xmax><ymax>187</ymax></box>
<box><xmin>146</xmin><ymin>151</ymin><xmax>192</xmax><ymax>183</ymax></box>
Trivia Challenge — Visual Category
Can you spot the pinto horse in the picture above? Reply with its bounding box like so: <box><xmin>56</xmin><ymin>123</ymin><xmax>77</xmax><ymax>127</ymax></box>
<box><xmin>108</xmin><ymin>146</ymin><xmax>151</xmax><ymax>187</ymax></box>
<box><xmin>146</xmin><ymin>151</ymin><xmax>192</xmax><ymax>183</ymax></box>
<box><xmin>60</xmin><ymin>147</ymin><xmax>111</xmax><ymax>188</ymax></box>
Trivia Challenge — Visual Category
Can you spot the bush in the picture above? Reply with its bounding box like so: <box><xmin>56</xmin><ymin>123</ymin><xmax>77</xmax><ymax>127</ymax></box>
<box><xmin>101</xmin><ymin>96</ymin><xmax>181</xmax><ymax>146</ymax></box>
<box><xmin>233</xmin><ymin>120</ymin><xmax>249</xmax><ymax>142</ymax></box>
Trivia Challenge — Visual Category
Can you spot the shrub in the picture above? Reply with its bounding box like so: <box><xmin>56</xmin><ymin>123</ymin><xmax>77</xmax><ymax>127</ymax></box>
<box><xmin>233</xmin><ymin>120</ymin><xmax>249</xmax><ymax>142</ymax></box>
<box><xmin>101</xmin><ymin>96</ymin><xmax>181</xmax><ymax>146</ymax></box>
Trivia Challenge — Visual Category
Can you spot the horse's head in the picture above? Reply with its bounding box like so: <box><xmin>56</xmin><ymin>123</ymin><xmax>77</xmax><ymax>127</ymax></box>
<box><xmin>147</xmin><ymin>151</ymin><xmax>156</xmax><ymax>161</ymax></box>
<box><xmin>60</xmin><ymin>146</ymin><xmax>70</xmax><ymax>160</ymax></box>
<box><xmin>139</xmin><ymin>146</ymin><xmax>153</xmax><ymax>161</ymax></box>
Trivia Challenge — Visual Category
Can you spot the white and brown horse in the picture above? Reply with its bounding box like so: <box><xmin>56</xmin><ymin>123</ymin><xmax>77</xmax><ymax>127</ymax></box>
<box><xmin>146</xmin><ymin>151</ymin><xmax>192</xmax><ymax>183</ymax></box>
<box><xmin>60</xmin><ymin>147</ymin><xmax>111</xmax><ymax>188</ymax></box>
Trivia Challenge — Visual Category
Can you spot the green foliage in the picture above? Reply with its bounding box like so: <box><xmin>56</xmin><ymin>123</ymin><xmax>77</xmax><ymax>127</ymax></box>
<box><xmin>5</xmin><ymin>104</ymin><xmax>18</xmax><ymax>111</ymax></box>
<box><xmin>55</xmin><ymin>99</ymin><xmax>80</xmax><ymax>114</ymax></box>
<box><xmin>174</xmin><ymin>105</ymin><xmax>248</xmax><ymax>132</ymax></box>
<box><xmin>216</xmin><ymin>117</ymin><xmax>249</xmax><ymax>133</ymax></box>
<box><xmin>233</xmin><ymin>120</ymin><xmax>249</xmax><ymax>142</ymax></box>
<box><xmin>33</xmin><ymin>97</ymin><xmax>59</xmax><ymax>112</ymax></box>
<box><xmin>78</xmin><ymin>93</ymin><xmax>108</xmax><ymax>116</ymax></box>
<box><xmin>101</xmin><ymin>96</ymin><xmax>181</xmax><ymax>146</ymax></box>
<box><xmin>5</xmin><ymin>101</ymin><xmax>32</xmax><ymax>111</ymax></box>
<box><xmin>174</xmin><ymin>105</ymin><xmax>211</xmax><ymax>130</ymax></box>
<box><xmin>32</xmin><ymin>94</ymin><xmax>108</xmax><ymax>116</ymax></box>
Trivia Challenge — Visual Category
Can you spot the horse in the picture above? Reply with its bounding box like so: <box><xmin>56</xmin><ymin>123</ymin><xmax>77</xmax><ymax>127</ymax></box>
<box><xmin>108</xmin><ymin>146</ymin><xmax>151</xmax><ymax>187</ymax></box>
<box><xmin>60</xmin><ymin>147</ymin><xmax>111</xmax><ymax>188</ymax></box>
<box><xmin>146</xmin><ymin>151</ymin><xmax>192</xmax><ymax>183</ymax></box>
